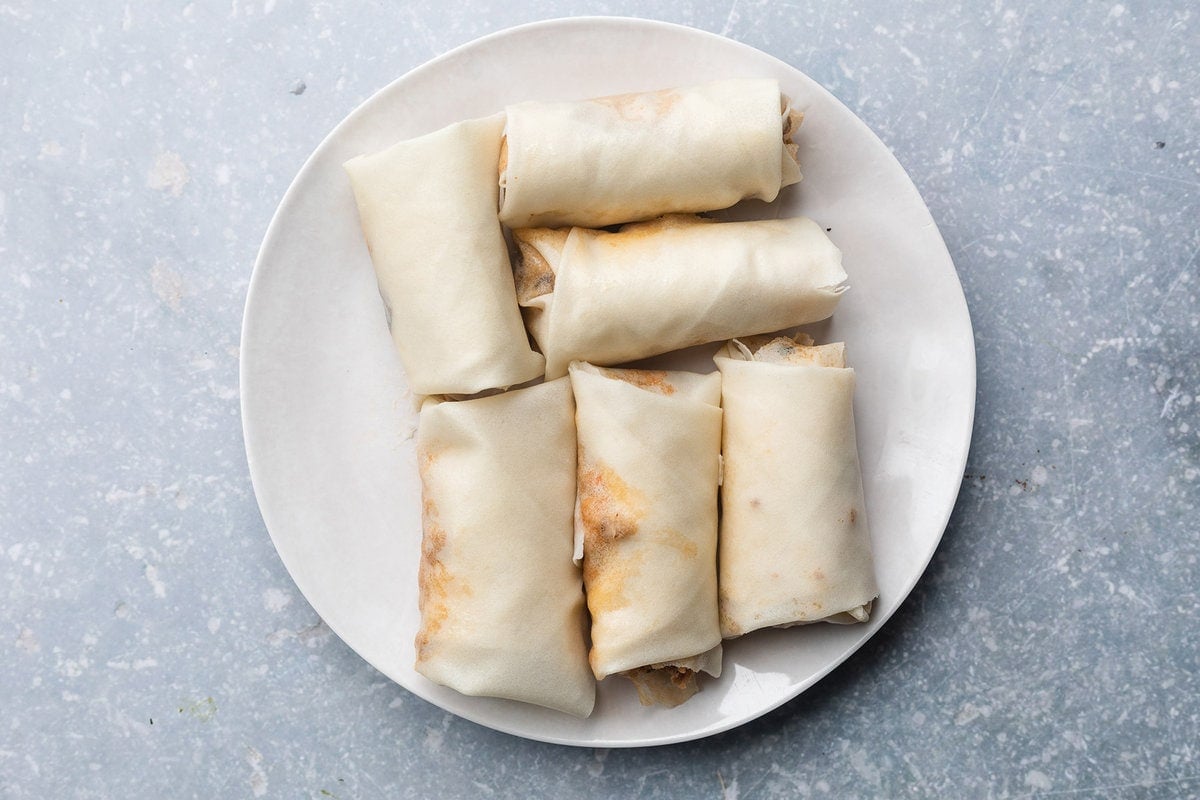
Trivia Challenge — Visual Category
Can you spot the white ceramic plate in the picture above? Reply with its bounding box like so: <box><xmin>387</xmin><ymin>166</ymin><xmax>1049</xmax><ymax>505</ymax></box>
<box><xmin>241</xmin><ymin>17</ymin><xmax>975</xmax><ymax>747</ymax></box>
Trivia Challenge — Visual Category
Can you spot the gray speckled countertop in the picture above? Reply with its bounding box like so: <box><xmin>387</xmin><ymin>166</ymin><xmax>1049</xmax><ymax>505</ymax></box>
<box><xmin>2</xmin><ymin>2</ymin><xmax>1198</xmax><ymax>798</ymax></box>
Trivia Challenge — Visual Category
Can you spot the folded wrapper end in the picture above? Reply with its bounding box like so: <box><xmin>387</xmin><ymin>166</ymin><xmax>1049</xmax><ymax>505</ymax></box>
<box><xmin>725</xmin><ymin>333</ymin><xmax>847</xmax><ymax>368</ymax></box>
<box><xmin>621</xmin><ymin>643</ymin><xmax>723</xmax><ymax>708</ymax></box>
<box><xmin>828</xmin><ymin>277</ymin><xmax>851</xmax><ymax>298</ymax></box>
<box><xmin>780</xmin><ymin>97</ymin><xmax>805</xmax><ymax>188</ymax></box>
<box><xmin>730</xmin><ymin>338</ymin><xmax>755</xmax><ymax>361</ymax></box>
<box><xmin>624</xmin><ymin>666</ymin><xmax>699</xmax><ymax>708</ymax></box>
<box><xmin>828</xmin><ymin>601</ymin><xmax>873</xmax><ymax>624</ymax></box>
<box><xmin>497</xmin><ymin>129</ymin><xmax>509</xmax><ymax>213</ymax></box>
<box><xmin>419</xmin><ymin>372</ymin><xmax>548</xmax><ymax>406</ymax></box>
<box><xmin>498</xmin><ymin>132</ymin><xmax>508</xmax><ymax>183</ymax></box>
<box><xmin>568</xmin><ymin>359</ymin><xmax>587</xmax><ymax>567</ymax></box>
<box><xmin>769</xmin><ymin>600</ymin><xmax>873</xmax><ymax>628</ymax></box>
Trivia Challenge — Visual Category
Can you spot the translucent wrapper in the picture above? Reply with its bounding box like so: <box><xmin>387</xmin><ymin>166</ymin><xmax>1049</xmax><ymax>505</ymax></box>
<box><xmin>414</xmin><ymin>378</ymin><xmax>595</xmax><ymax>717</ymax></box>
<box><xmin>714</xmin><ymin>335</ymin><xmax>879</xmax><ymax>638</ymax></box>
<box><xmin>514</xmin><ymin>215</ymin><xmax>846</xmax><ymax>379</ymax></box>
<box><xmin>498</xmin><ymin>78</ymin><xmax>803</xmax><ymax>229</ymax></box>
<box><xmin>569</xmin><ymin>362</ymin><xmax>723</xmax><ymax>707</ymax></box>
<box><xmin>345</xmin><ymin>115</ymin><xmax>544</xmax><ymax>396</ymax></box>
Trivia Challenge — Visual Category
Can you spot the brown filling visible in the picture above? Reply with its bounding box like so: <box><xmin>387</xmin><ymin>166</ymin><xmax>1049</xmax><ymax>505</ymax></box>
<box><xmin>622</xmin><ymin>665</ymin><xmax>701</xmax><ymax>708</ymax></box>
<box><xmin>783</xmin><ymin>107</ymin><xmax>805</xmax><ymax>140</ymax></box>
<box><xmin>781</xmin><ymin>100</ymin><xmax>804</xmax><ymax>166</ymax></box>
<box><xmin>511</xmin><ymin>228</ymin><xmax>568</xmax><ymax>303</ymax></box>
<box><xmin>747</xmin><ymin>334</ymin><xmax>846</xmax><ymax>368</ymax></box>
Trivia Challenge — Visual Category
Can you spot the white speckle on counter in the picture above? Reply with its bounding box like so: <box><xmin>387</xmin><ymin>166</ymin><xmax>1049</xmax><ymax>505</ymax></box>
<box><xmin>848</xmin><ymin>747</ymin><xmax>881</xmax><ymax>786</ymax></box>
<box><xmin>55</xmin><ymin>655</ymin><xmax>89</xmax><ymax>679</ymax></box>
<box><xmin>245</xmin><ymin>747</ymin><xmax>268</xmax><ymax>797</ymax></box>
<box><xmin>146</xmin><ymin>151</ymin><xmax>190</xmax><ymax>196</ymax></box>
<box><xmin>15</xmin><ymin>627</ymin><xmax>40</xmax><ymax>654</ymax></box>
<box><xmin>150</xmin><ymin>259</ymin><xmax>185</xmax><ymax>313</ymax></box>
<box><xmin>143</xmin><ymin>564</ymin><xmax>166</xmax><ymax>598</ymax></box>
<box><xmin>955</xmin><ymin>702</ymin><xmax>991</xmax><ymax>726</ymax></box>
<box><xmin>262</xmin><ymin>588</ymin><xmax>292</xmax><ymax>613</ymax></box>
<box><xmin>1025</xmin><ymin>770</ymin><xmax>1052</xmax><ymax>790</ymax></box>
<box><xmin>104</xmin><ymin>658</ymin><xmax>157</xmax><ymax>671</ymax></box>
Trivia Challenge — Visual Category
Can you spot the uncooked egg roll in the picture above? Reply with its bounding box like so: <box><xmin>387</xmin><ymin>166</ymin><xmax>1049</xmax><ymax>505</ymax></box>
<box><xmin>569</xmin><ymin>362</ymin><xmax>723</xmax><ymax>707</ymax></box>
<box><xmin>514</xmin><ymin>214</ymin><xmax>846</xmax><ymax>379</ymax></box>
<box><xmin>714</xmin><ymin>335</ymin><xmax>878</xmax><ymax>638</ymax></box>
<box><xmin>345</xmin><ymin>115</ymin><xmax>544</xmax><ymax>396</ymax></box>
<box><xmin>414</xmin><ymin>378</ymin><xmax>594</xmax><ymax>716</ymax></box>
<box><xmin>499</xmin><ymin>78</ymin><xmax>803</xmax><ymax>228</ymax></box>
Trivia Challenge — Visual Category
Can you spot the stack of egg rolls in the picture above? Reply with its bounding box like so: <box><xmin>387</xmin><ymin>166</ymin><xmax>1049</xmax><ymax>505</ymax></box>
<box><xmin>340</xmin><ymin>78</ymin><xmax>876</xmax><ymax>717</ymax></box>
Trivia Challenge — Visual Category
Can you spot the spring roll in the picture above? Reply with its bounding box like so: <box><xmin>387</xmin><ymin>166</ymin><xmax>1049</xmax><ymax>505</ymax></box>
<box><xmin>714</xmin><ymin>335</ymin><xmax>878</xmax><ymax>638</ymax></box>
<box><xmin>499</xmin><ymin>78</ymin><xmax>804</xmax><ymax>228</ymax></box>
<box><xmin>569</xmin><ymin>362</ymin><xmax>723</xmax><ymax>707</ymax></box>
<box><xmin>414</xmin><ymin>378</ymin><xmax>595</xmax><ymax>717</ymax></box>
<box><xmin>345</xmin><ymin>115</ymin><xmax>544</xmax><ymax>396</ymax></box>
<box><xmin>514</xmin><ymin>215</ymin><xmax>846</xmax><ymax>379</ymax></box>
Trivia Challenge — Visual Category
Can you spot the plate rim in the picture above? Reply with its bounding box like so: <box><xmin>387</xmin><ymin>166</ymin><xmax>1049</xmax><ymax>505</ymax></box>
<box><xmin>240</xmin><ymin>15</ymin><xmax>977</xmax><ymax>748</ymax></box>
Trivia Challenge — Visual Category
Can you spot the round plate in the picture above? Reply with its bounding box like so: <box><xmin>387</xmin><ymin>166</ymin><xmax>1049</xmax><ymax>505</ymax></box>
<box><xmin>240</xmin><ymin>17</ymin><xmax>975</xmax><ymax>747</ymax></box>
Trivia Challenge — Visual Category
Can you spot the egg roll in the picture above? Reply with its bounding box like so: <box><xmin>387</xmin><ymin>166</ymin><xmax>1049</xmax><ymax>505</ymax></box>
<box><xmin>345</xmin><ymin>115</ymin><xmax>544</xmax><ymax>396</ymax></box>
<box><xmin>514</xmin><ymin>215</ymin><xmax>846</xmax><ymax>379</ymax></box>
<box><xmin>714</xmin><ymin>335</ymin><xmax>878</xmax><ymax>638</ymax></box>
<box><xmin>569</xmin><ymin>362</ymin><xmax>723</xmax><ymax>707</ymax></box>
<box><xmin>499</xmin><ymin>78</ymin><xmax>803</xmax><ymax>228</ymax></box>
<box><xmin>414</xmin><ymin>378</ymin><xmax>595</xmax><ymax>717</ymax></box>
